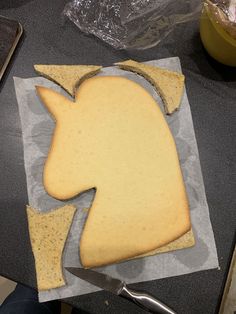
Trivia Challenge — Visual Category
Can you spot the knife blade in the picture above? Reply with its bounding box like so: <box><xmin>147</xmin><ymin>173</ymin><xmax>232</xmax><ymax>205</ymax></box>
<box><xmin>66</xmin><ymin>267</ymin><xmax>176</xmax><ymax>314</ymax></box>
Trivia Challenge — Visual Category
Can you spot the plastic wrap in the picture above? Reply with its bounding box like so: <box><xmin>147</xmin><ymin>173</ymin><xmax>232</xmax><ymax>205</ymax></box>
<box><xmin>63</xmin><ymin>0</ymin><xmax>202</xmax><ymax>49</ymax></box>
<box><xmin>204</xmin><ymin>0</ymin><xmax>236</xmax><ymax>39</ymax></box>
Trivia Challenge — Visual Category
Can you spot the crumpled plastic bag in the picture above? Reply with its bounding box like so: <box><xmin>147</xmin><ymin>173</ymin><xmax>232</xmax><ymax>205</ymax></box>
<box><xmin>63</xmin><ymin>0</ymin><xmax>202</xmax><ymax>50</ymax></box>
<box><xmin>204</xmin><ymin>0</ymin><xmax>236</xmax><ymax>39</ymax></box>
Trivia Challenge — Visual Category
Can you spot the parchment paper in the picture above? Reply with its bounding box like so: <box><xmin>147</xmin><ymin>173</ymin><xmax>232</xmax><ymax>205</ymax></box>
<box><xmin>14</xmin><ymin>57</ymin><xmax>219</xmax><ymax>302</ymax></box>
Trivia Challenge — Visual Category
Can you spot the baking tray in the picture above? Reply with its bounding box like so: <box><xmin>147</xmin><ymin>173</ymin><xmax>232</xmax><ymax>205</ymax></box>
<box><xmin>0</xmin><ymin>15</ymin><xmax>23</xmax><ymax>81</ymax></box>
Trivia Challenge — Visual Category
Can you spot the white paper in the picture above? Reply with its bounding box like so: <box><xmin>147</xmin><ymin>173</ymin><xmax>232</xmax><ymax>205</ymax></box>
<box><xmin>14</xmin><ymin>57</ymin><xmax>219</xmax><ymax>302</ymax></box>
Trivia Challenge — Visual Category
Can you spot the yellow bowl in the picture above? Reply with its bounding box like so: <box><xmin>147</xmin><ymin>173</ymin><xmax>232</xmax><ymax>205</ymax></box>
<box><xmin>200</xmin><ymin>6</ymin><xmax>236</xmax><ymax>66</ymax></box>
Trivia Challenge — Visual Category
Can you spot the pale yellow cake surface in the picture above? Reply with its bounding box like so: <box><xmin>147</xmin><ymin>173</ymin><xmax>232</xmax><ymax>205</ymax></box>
<box><xmin>116</xmin><ymin>60</ymin><xmax>185</xmax><ymax>114</ymax></box>
<box><xmin>26</xmin><ymin>205</ymin><xmax>76</xmax><ymax>290</ymax></box>
<box><xmin>34</xmin><ymin>64</ymin><xmax>102</xmax><ymax>96</ymax></box>
<box><xmin>36</xmin><ymin>76</ymin><xmax>191</xmax><ymax>268</ymax></box>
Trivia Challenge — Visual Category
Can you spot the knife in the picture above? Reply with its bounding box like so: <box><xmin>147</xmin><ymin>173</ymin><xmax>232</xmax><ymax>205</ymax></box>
<box><xmin>66</xmin><ymin>267</ymin><xmax>176</xmax><ymax>314</ymax></box>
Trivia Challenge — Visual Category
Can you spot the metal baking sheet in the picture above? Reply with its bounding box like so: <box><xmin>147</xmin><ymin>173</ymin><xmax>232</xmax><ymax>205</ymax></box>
<box><xmin>0</xmin><ymin>15</ymin><xmax>23</xmax><ymax>81</ymax></box>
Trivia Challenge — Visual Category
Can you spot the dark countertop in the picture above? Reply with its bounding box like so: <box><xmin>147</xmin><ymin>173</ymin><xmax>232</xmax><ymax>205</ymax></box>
<box><xmin>0</xmin><ymin>1</ymin><xmax>235</xmax><ymax>313</ymax></box>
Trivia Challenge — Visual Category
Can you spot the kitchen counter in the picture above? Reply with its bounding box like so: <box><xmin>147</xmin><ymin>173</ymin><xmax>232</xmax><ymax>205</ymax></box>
<box><xmin>0</xmin><ymin>1</ymin><xmax>235</xmax><ymax>313</ymax></box>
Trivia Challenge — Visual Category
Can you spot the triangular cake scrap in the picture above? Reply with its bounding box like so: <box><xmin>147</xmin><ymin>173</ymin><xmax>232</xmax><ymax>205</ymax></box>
<box><xmin>34</xmin><ymin>64</ymin><xmax>102</xmax><ymax>96</ymax></box>
<box><xmin>137</xmin><ymin>229</ymin><xmax>195</xmax><ymax>259</ymax></box>
<box><xmin>26</xmin><ymin>204</ymin><xmax>76</xmax><ymax>290</ymax></box>
<box><xmin>116</xmin><ymin>59</ymin><xmax>185</xmax><ymax>114</ymax></box>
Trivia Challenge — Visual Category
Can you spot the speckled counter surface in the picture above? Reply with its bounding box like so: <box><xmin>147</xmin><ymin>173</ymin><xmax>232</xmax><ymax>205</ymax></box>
<box><xmin>0</xmin><ymin>1</ymin><xmax>235</xmax><ymax>313</ymax></box>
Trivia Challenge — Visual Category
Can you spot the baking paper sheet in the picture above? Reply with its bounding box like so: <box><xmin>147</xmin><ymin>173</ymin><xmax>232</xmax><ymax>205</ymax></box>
<box><xmin>14</xmin><ymin>57</ymin><xmax>219</xmax><ymax>302</ymax></box>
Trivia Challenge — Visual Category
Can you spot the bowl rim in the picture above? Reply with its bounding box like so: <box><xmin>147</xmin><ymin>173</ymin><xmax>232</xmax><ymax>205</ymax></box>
<box><xmin>204</xmin><ymin>4</ymin><xmax>236</xmax><ymax>48</ymax></box>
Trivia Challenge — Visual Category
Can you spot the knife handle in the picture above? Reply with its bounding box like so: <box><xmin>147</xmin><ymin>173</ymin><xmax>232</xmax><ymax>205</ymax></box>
<box><xmin>120</xmin><ymin>284</ymin><xmax>176</xmax><ymax>314</ymax></box>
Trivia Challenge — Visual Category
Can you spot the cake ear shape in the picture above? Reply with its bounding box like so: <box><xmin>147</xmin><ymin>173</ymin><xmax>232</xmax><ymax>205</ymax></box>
<box><xmin>36</xmin><ymin>86</ymin><xmax>74</xmax><ymax>120</ymax></box>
